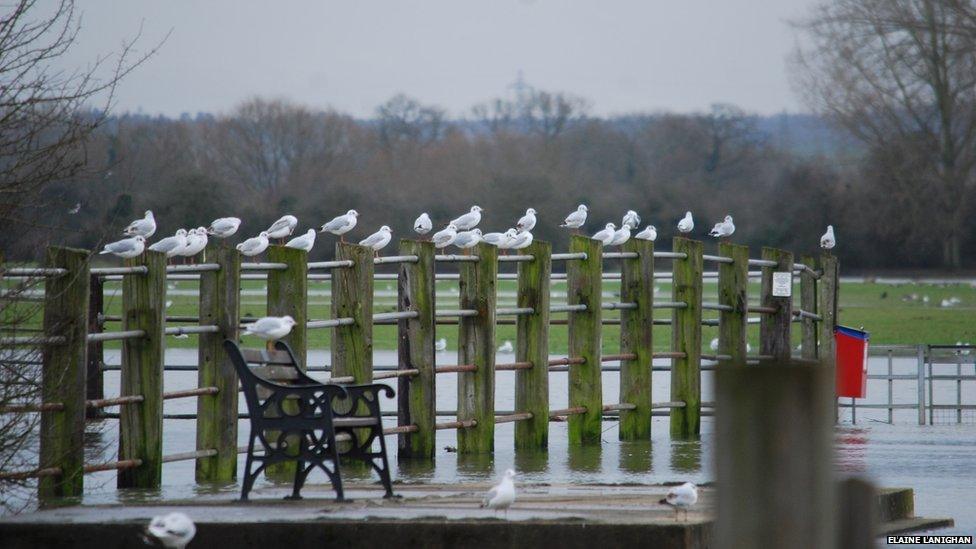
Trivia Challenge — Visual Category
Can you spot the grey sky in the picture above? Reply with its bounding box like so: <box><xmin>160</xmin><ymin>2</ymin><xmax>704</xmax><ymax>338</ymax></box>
<box><xmin>60</xmin><ymin>0</ymin><xmax>819</xmax><ymax>118</ymax></box>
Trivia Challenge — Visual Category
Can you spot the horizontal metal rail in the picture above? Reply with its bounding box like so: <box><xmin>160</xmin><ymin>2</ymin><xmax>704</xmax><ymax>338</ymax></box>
<box><xmin>435</xmin><ymin>309</ymin><xmax>479</xmax><ymax>318</ymax></box>
<box><xmin>747</xmin><ymin>258</ymin><xmax>778</xmax><ymax>267</ymax></box>
<box><xmin>0</xmin><ymin>466</ymin><xmax>63</xmax><ymax>480</ymax></box>
<box><xmin>307</xmin><ymin>260</ymin><xmax>354</xmax><ymax>269</ymax></box>
<box><xmin>654</xmin><ymin>301</ymin><xmax>688</xmax><ymax>309</ymax></box>
<box><xmin>497</xmin><ymin>255</ymin><xmax>534</xmax><ymax>263</ymax></box>
<box><xmin>0</xmin><ymin>402</ymin><xmax>65</xmax><ymax>413</ymax></box>
<box><xmin>435</xmin><ymin>254</ymin><xmax>480</xmax><ymax>262</ymax></box>
<box><xmin>240</xmin><ymin>262</ymin><xmax>288</xmax><ymax>271</ymax></box>
<box><xmin>162</xmin><ymin>449</ymin><xmax>217</xmax><ymax>463</ymax></box>
<box><xmin>551</xmin><ymin>252</ymin><xmax>587</xmax><ymax>261</ymax></box>
<box><xmin>435</xmin><ymin>364</ymin><xmax>478</xmax><ymax>373</ymax></box>
<box><xmin>549</xmin><ymin>406</ymin><xmax>587</xmax><ymax>417</ymax></box>
<box><xmin>793</xmin><ymin>309</ymin><xmax>822</xmax><ymax>321</ymax></box>
<box><xmin>602</xmin><ymin>302</ymin><xmax>637</xmax><ymax>310</ymax></box>
<box><xmin>550</xmin><ymin>304</ymin><xmax>587</xmax><ymax>313</ymax></box>
<box><xmin>603</xmin><ymin>252</ymin><xmax>638</xmax><ymax>259</ymax></box>
<box><xmin>653</xmin><ymin>251</ymin><xmax>688</xmax><ymax>259</ymax></box>
<box><xmin>435</xmin><ymin>419</ymin><xmax>477</xmax><ymax>430</ymax></box>
<box><xmin>652</xmin><ymin>401</ymin><xmax>687</xmax><ymax>409</ymax></box>
<box><xmin>495</xmin><ymin>412</ymin><xmax>533</xmax><ymax>423</ymax></box>
<box><xmin>87</xmin><ymin>330</ymin><xmax>146</xmax><ymax>342</ymax></box>
<box><xmin>371</xmin><ymin>311</ymin><xmax>419</xmax><ymax>322</ymax></box>
<box><xmin>87</xmin><ymin>395</ymin><xmax>145</xmax><ymax>409</ymax></box>
<box><xmin>496</xmin><ymin>307</ymin><xmax>535</xmax><ymax>316</ymax></box>
<box><xmin>702</xmin><ymin>302</ymin><xmax>734</xmax><ymax>312</ymax></box>
<box><xmin>374</xmin><ymin>255</ymin><xmax>418</xmax><ymax>265</ymax></box>
<box><xmin>91</xmin><ymin>266</ymin><xmax>148</xmax><ymax>276</ymax></box>
<box><xmin>702</xmin><ymin>254</ymin><xmax>734</xmax><ymax>264</ymax></box>
<box><xmin>0</xmin><ymin>336</ymin><xmax>66</xmax><ymax>346</ymax></box>
<box><xmin>164</xmin><ymin>325</ymin><xmax>219</xmax><ymax>336</ymax></box>
<box><xmin>495</xmin><ymin>362</ymin><xmax>533</xmax><ymax>371</ymax></box>
<box><xmin>383</xmin><ymin>424</ymin><xmax>419</xmax><ymax>435</ymax></box>
<box><xmin>793</xmin><ymin>263</ymin><xmax>822</xmax><ymax>279</ymax></box>
<box><xmin>601</xmin><ymin>353</ymin><xmax>637</xmax><ymax>362</ymax></box>
<box><xmin>306</xmin><ymin>318</ymin><xmax>355</xmax><ymax>329</ymax></box>
<box><xmin>1</xmin><ymin>267</ymin><xmax>67</xmax><ymax>277</ymax></box>
<box><xmin>547</xmin><ymin>357</ymin><xmax>586</xmax><ymax>366</ymax></box>
<box><xmin>166</xmin><ymin>264</ymin><xmax>220</xmax><ymax>273</ymax></box>
<box><xmin>701</xmin><ymin>353</ymin><xmax>733</xmax><ymax>361</ymax></box>
<box><xmin>162</xmin><ymin>387</ymin><xmax>218</xmax><ymax>400</ymax></box>
<box><xmin>746</xmin><ymin>305</ymin><xmax>777</xmax><ymax>314</ymax></box>
<box><xmin>84</xmin><ymin>458</ymin><xmax>142</xmax><ymax>473</ymax></box>
<box><xmin>372</xmin><ymin>369</ymin><xmax>420</xmax><ymax>380</ymax></box>
<box><xmin>602</xmin><ymin>403</ymin><xmax>637</xmax><ymax>411</ymax></box>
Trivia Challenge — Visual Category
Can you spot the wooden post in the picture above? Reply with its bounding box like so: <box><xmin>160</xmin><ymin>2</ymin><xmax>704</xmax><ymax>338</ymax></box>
<box><xmin>819</xmin><ymin>254</ymin><xmax>839</xmax><ymax>365</ymax></box>
<box><xmin>800</xmin><ymin>255</ymin><xmax>818</xmax><ymax>360</ymax></box>
<box><xmin>670</xmin><ymin>237</ymin><xmax>702</xmax><ymax>437</ymax></box>
<box><xmin>332</xmin><ymin>242</ymin><xmax>374</xmax><ymax>384</ymax></box>
<box><xmin>85</xmin><ymin>274</ymin><xmax>104</xmax><ymax>418</ymax></box>
<box><xmin>838</xmin><ymin>477</ymin><xmax>877</xmax><ymax>549</ymax></box>
<box><xmin>618</xmin><ymin>238</ymin><xmax>653</xmax><ymax>440</ymax></box>
<box><xmin>718</xmin><ymin>242</ymin><xmax>749</xmax><ymax>364</ymax></box>
<box><xmin>457</xmin><ymin>242</ymin><xmax>497</xmax><ymax>454</ymax></box>
<box><xmin>195</xmin><ymin>242</ymin><xmax>241</xmax><ymax>482</ymax></box>
<box><xmin>515</xmin><ymin>240</ymin><xmax>551</xmax><ymax>450</ymax></box>
<box><xmin>759</xmin><ymin>247</ymin><xmax>793</xmax><ymax>362</ymax></box>
<box><xmin>38</xmin><ymin>246</ymin><xmax>89</xmax><ymax>501</ymax></box>
<box><xmin>267</xmin><ymin>246</ymin><xmax>308</xmax><ymax>365</ymax></box>
<box><xmin>118</xmin><ymin>250</ymin><xmax>166</xmax><ymax>489</ymax></box>
<box><xmin>397</xmin><ymin>240</ymin><xmax>435</xmax><ymax>459</ymax></box>
<box><xmin>715</xmin><ymin>362</ymin><xmax>836</xmax><ymax>549</ymax></box>
<box><xmin>567</xmin><ymin>235</ymin><xmax>602</xmax><ymax>445</ymax></box>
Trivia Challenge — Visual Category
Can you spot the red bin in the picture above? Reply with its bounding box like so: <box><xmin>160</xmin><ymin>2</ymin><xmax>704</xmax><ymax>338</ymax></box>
<box><xmin>834</xmin><ymin>326</ymin><xmax>869</xmax><ymax>398</ymax></box>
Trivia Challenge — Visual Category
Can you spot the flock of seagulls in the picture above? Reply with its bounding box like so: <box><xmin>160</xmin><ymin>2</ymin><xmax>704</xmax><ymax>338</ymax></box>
<box><xmin>99</xmin><ymin>206</ymin><xmax>838</xmax><ymax>261</ymax></box>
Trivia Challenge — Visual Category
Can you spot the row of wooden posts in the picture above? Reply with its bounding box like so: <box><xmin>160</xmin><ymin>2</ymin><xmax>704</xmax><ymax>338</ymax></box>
<box><xmin>4</xmin><ymin>235</ymin><xmax>839</xmax><ymax>501</ymax></box>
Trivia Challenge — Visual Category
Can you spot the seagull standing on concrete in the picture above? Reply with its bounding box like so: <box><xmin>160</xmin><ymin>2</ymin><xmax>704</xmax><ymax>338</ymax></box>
<box><xmin>266</xmin><ymin>215</ymin><xmax>298</xmax><ymax>243</ymax></box>
<box><xmin>100</xmin><ymin>236</ymin><xmax>146</xmax><ymax>259</ymax></box>
<box><xmin>481</xmin><ymin>469</ymin><xmax>516</xmax><ymax>516</ymax></box>
<box><xmin>516</xmin><ymin>208</ymin><xmax>537</xmax><ymax>233</ymax></box>
<box><xmin>708</xmin><ymin>215</ymin><xmax>735</xmax><ymax>241</ymax></box>
<box><xmin>622</xmin><ymin>210</ymin><xmax>641</xmax><ymax>230</ymax></box>
<box><xmin>148</xmin><ymin>229</ymin><xmax>189</xmax><ymax>259</ymax></box>
<box><xmin>451</xmin><ymin>206</ymin><xmax>483</xmax><ymax>231</ymax></box>
<box><xmin>659</xmin><ymin>482</ymin><xmax>698</xmax><ymax>521</ymax></box>
<box><xmin>146</xmin><ymin>512</ymin><xmax>196</xmax><ymax>549</ymax></box>
<box><xmin>236</xmin><ymin>232</ymin><xmax>270</xmax><ymax>258</ymax></box>
<box><xmin>561</xmin><ymin>204</ymin><xmax>588</xmax><ymax>232</ymax></box>
<box><xmin>414</xmin><ymin>213</ymin><xmax>432</xmax><ymax>237</ymax></box>
<box><xmin>285</xmin><ymin>229</ymin><xmax>316</xmax><ymax>252</ymax></box>
<box><xmin>359</xmin><ymin>225</ymin><xmax>393</xmax><ymax>255</ymax></box>
<box><xmin>635</xmin><ymin>225</ymin><xmax>657</xmax><ymax>241</ymax></box>
<box><xmin>320</xmin><ymin>210</ymin><xmax>359</xmax><ymax>242</ymax></box>
<box><xmin>677</xmin><ymin>211</ymin><xmax>694</xmax><ymax>234</ymax></box>
<box><xmin>123</xmin><ymin>210</ymin><xmax>156</xmax><ymax>238</ymax></box>
<box><xmin>592</xmin><ymin>223</ymin><xmax>616</xmax><ymax>246</ymax></box>
<box><xmin>609</xmin><ymin>224</ymin><xmax>631</xmax><ymax>247</ymax></box>
<box><xmin>208</xmin><ymin>217</ymin><xmax>241</xmax><ymax>238</ymax></box>
<box><xmin>244</xmin><ymin>315</ymin><xmax>297</xmax><ymax>350</ymax></box>
<box><xmin>820</xmin><ymin>225</ymin><xmax>835</xmax><ymax>250</ymax></box>
<box><xmin>432</xmin><ymin>224</ymin><xmax>459</xmax><ymax>249</ymax></box>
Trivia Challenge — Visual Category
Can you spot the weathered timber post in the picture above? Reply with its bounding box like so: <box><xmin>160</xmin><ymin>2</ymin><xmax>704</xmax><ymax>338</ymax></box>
<box><xmin>457</xmin><ymin>242</ymin><xmax>497</xmax><ymax>453</ymax></box>
<box><xmin>567</xmin><ymin>235</ymin><xmax>602</xmax><ymax>445</ymax></box>
<box><xmin>398</xmin><ymin>240</ymin><xmax>435</xmax><ymax>459</ymax></box>
<box><xmin>515</xmin><ymin>240</ymin><xmax>551</xmax><ymax>450</ymax></box>
<box><xmin>618</xmin><ymin>238</ymin><xmax>653</xmax><ymax>440</ymax></box>
<box><xmin>800</xmin><ymin>255</ymin><xmax>818</xmax><ymax>360</ymax></box>
<box><xmin>718</xmin><ymin>242</ymin><xmax>749</xmax><ymax>365</ymax></box>
<box><xmin>670</xmin><ymin>237</ymin><xmax>702</xmax><ymax>437</ymax></box>
<box><xmin>86</xmin><ymin>274</ymin><xmax>104</xmax><ymax>418</ymax></box>
<box><xmin>715</xmin><ymin>361</ymin><xmax>836</xmax><ymax>549</ymax></box>
<box><xmin>838</xmin><ymin>477</ymin><xmax>877</xmax><ymax>549</ymax></box>
<box><xmin>332</xmin><ymin>242</ymin><xmax>374</xmax><ymax>384</ymax></box>
<box><xmin>267</xmin><ymin>246</ymin><xmax>308</xmax><ymax>365</ymax></box>
<box><xmin>118</xmin><ymin>250</ymin><xmax>166</xmax><ymax>489</ymax></box>
<box><xmin>759</xmin><ymin>247</ymin><xmax>793</xmax><ymax>362</ymax></box>
<box><xmin>819</xmin><ymin>254</ymin><xmax>839</xmax><ymax>364</ymax></box>
<box><xmin>38</xmin><ymin>246</ymin><xmax>89</xmax><ymax>501</ymax></box>
<box><xmin>196</xmin><ymin>242</ymin><xmax>241</xmax><ymax>481</ymax></box>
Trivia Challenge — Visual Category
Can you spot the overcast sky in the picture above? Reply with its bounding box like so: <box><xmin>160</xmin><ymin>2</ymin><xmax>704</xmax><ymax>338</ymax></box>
<box><xmin>56</xmin><ymin>0</ymin><xmax>819</xmax><ymax>118</ymax></box>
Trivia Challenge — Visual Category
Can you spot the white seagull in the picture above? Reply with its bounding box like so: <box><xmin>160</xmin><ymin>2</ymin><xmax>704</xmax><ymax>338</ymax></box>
<box><xmin>592</xmin><ymin>223</ymin><xmax>616</xmax><ymax>246</ymax></box>
<box><xmin>266</xmin><ymin>214</ymin><xmax>298</xmax><ymax>242</ymax></box>
<box><xmin>820</xmin><ymin>225</ymin><xmax>835</xmax><ymax>250</ymax></box>
<box><xmin>498</xmin><ymin>340</ymin><xmax>513</xmax><ymax>353</ymax></box>
<box><xmin>359</xmin><ymin>225</ymin><xmax>393</xmax><ymax>255</ymax></box>
<box><xmin>635</xmin><ymin>225</ymin><xmax>657</xmax><ymax>241</ymax></box>
<box><xmin>68</xmin><ymin>202</ymin><xmax>81</xmax><ymax>215</ymax></box>
<box><xmin>609</xmin><ymin>224</ymin><xmax>631</xmax><ymax>246</ymax></box>
<box><xmin>243</xmin><ymin>315</ymin><xmax>297</xmax><ymax>350</ymax></box>
<box><xmin>146</xmin><ymin>512</ymin><xmax>196</xmax><ymax>549</ymax></box>
<box><xmin>516</xmin><ymin>208</ymin><xmax>537</xmax><ymax>233</ymax></box>
<box><xmin>453</xmin><ymin>229</ymin><xmax>483</xmax><ymax>252</ymax></box>
<box><xmin>148</xmin><ymin>229</ymin><xmax>188</xmax><ymax>258</ymax></box>
<box><xmin>236</xmin><ymin>232</ymin><xmax>270</xmax><ymax>258</ymax></box>
<box><xmin>659</xmin><ymin>482</ymin><xmax>698</xmax><ymax>521</ymax></box>
<box><xmin>710</xmin><ymin>337</ymin><xmax>719</xmax><ymax>352</ymax></box>
<box><xmin>481</xmin><ymin>469</ymin><xmax>516</xmax><ymax>515</ymax></box>
<box><xmin>178</xmin><ymin>228</ymin><xmax>208</xmax><ymax>263</ymax></box>
<box><xmin>285</xmin><ymin>228</ymin><xmax>316</xmax><ymax>252</ymax></box>
<box><xmin>482</xmin><ymin>230</ymin><xmax>510</xmax><ymax>247</ymax></box>
<box><xmin>495</xmin><ymin>229</ymin><xmax>520</xmax><ymax>251</ymax></box>
<box><xmin>208</xmin><ymin>217</ymin><xmax>241</xmax><ymax>238</ymax></box>
<box><xmin>451</xmin><ymin>206</ymin><xmax>483</xmax><ymax>231</ymax></box>
<box><xmin>561</xmin><ymin>204</ymin><xmax>588</xmax><ymax>231</ymax></box>
<box><xmin>435</xmin><ymin>338</ymin><xmax>447</xmax><ymax>352</ymax></box>
<box><xmin>432</xmin><ymin>224</ymin><xmax>459</xmax><ymax>249</ymax></box>
<box><xmin>677</xmin><ymin>211</ymin><xmax>694</xmax><ymax>234</ymax></box>
<box><xmin>100</xmin><ymin>236</ymin><xmax>146</xmax><ymax>259</ymax></box>
<box><xmin>414</xmin><ymin>213</ymin><xmax>432</xmax><ymax>236</ymax></box>
<box><xmin>622</xmin><ymin>210</ymin><xmax>641</xmax><ymax>230</ymax></box>
<box><xmin>508</xmin><ymin>230</ymin><xmax>533</xmax><ymax>250</ymax></box>
<box><xmin>708</xmin><ymin>215</ymin><xmax>735</xmax><ymax>240</ymax></box>
<box><xmin>321</xmin><ymin>210</ymin><xmax>359</xmax><ymax>241</ymax></box>
<box><xmin>123</xmin><ymin>210</ymin><xmax>156</xmax><ymax>238</ymax></box>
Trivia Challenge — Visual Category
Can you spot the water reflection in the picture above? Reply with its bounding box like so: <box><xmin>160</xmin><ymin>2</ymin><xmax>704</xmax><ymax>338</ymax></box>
<box><xmin>456</xmin><ymin>453</ymin><xmax>495</xmax><ymax>478</ymax></box>
<box><xmin>670</xmin><ymin>437</ymin><xmax>702</xmax><ymax>473</ymax></box>
<box><xmin>835</xmin><ymin>427</ymin><xmax>869</xmax><ymax>473</ymax></box>
<box><xmin>513</xmin><ymin>448</ymin><xmax>549</xmax><ymax>475</ymax></box>
<box><xmin>567</xmin><ymin>444</ymin><xmax>601</xmax><ymax>473</ymax></box>
<box><xmin>397</xmin><ymin>457</ymin><xmax>436</xmax><ymax>480</ymax></box>
<box><xmin>618</xmin><ymin>440</ymin><xmax>653</xmax><ymax>473</ymax></box>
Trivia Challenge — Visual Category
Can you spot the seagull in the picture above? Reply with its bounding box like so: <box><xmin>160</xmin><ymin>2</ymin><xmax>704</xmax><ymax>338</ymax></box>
<box><xmin>178</xmin><ymin>228</ymin><xmax>208</xmax><ymax>264</ymax></box>
<box><xmin>432</xmin><ymin>224</ymin><xmax>459</xmax><ymax>249</ymax></box>
<box><xmin>359</xmin><ymin>225</ymin><xmax>393</xmax><ymax>255</ymax></box>
<box><xmin>243</xmin><ymin>315</ymin><xmax>297</xmax><ymax>350</ymax></box>
<box><xmin>635</xmin><ymin>225</ymin><xmax>657</xmax><ymax>241</ymax></box>
<box><xmin>609</xmin><ymin>224</ymin><xmax>631</xmax><ymax>247</ymax></box>
<box><xmin>208</xmin><ymin>217</ymin><xmax>241</xmax><ymax>238</ymax></box>
<box><xmin>266</xmin><ymin>214</ymin><xmax>298</xmax><ymax>242</ymax></box>
<box><xmin>495</xmin><ymin>229</ymin><xmax>521</xmax><ymax>253</ymax></box>
<box><xmin>482</xmin><ymin>230</ymin><xmax>510</xmax><ymax>247</ymax></box>
<box><xmin>498</xmin><ymin>340</ymin><xmax>513</xmax><ymax>353</ymax></box>
<box><xmin>710</xmin><ymin>338</ymin><xmax>719</xmax><ymax>352</ymax></box>
<box><xmin>99</xmin><ymin>236</ymin><xmax>146</xmax><ymax>259</ymax></box>
<box><xmin>516</xmin><ymin>208</ymin><xmax>537</xmax><ymax>233</ymax></box>
<box><xmin>321</xmin><ymin>210</ymin><xmax>359</xmax><ymax>242</ymax></box>
<box><xmin>123</xmin><ymin>210</ymin><xmax>156</xmax><ymax>238</ymax></box>
<box><xmin>285</xmin><ymin>228</ymin><xmax>316</xmax><ymax>252</ymax></box>
<box><xmin>561</xmin><ymin>204</ymin><xmax>588</xmax><ymax>232</ymax></box>
<box><xmin>677</xmin><ymin>211</ymin><xmax>694</xmax><ymax>234</ymax></box>
<box><xmin>508</xmin><ymin>230</ymin><xmax>533</xmax><ymax>250</ymax></box>
<box><xmin>480</xmin><ymin>469</ymin><xmax>516</xmax><ymax>515</ymax></box>
<box><xmin>148</xmin><ymin>229</ymin><xmax>189</xmax><ymax>259</ymax></box>
<box><xmin>708</xmin><ymin>215</ymin><xmax>735</xmax><ymax>240</ymax></box>
<box><xmin>165</xmin><ymin>300</ymin><xmax>173</xmax><ymax>308</ymax></box>
<box><xmin>146</xmin><ymin>512</ymin><xmax>196</xmax><ymax>549</ymax></box>
<box><xmin>236</xmin><ymin>232</ymin><xmax>270</xmax><ymax>258</ymax></box>
<box><xmin>435</xmin><ymin>338</ymin><xmax>447</xmax><ymax>352</ymax></box>
<box><xmin>414</xmin><ymin>213</ymin><xmax>432</xmax><ymax>236</ymax></box>
<box><xmin>68</xmin><ymin>202</ymin><xmax>81</xmax><ymax>215</ymax></box>
<box><xmin>622</xmin><ymin>210</ymin><xmax>641</xmax><ymax>230</ymax></box>
<box><xmin>592</xmin><ymin>223</ymin><xmax>616</xmax><ymax>246</ymax></box>
<box><xmin>451</xmin><ymin>206</ymin><xmax>483</xmax><ymax>231</ymax></box>
<box><xmin>659</xmin><ymin>482</ymin><xmax>698</xmax><ymax>521</ymax></box>
<box><xmin>453</xmin><ymin>228</ymin><xmax>483</xmax><ymax>253</ymax></box>
<box><xmin>820</xmin><ymin>225</ymin><xmax>835</xmax><ymax>250</ymax></box>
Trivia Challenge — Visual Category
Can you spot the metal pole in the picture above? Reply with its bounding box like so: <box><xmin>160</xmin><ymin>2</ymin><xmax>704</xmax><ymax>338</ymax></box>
<box><xmin>916</xmin><ymin>345</ymin><xmax>926</xmax><ymax>426</ymax></box>
<box><xmin>887</xmin><ymin>349</ymin><xmax>893</xmax><ymax>424</ymax></box>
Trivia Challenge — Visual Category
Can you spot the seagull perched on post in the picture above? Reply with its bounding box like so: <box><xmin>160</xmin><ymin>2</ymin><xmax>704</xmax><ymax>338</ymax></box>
<box><xmin>359</xmin><ymin>225</ymin><xmax>393</xmax><ymax>256</ymax></box>
<box><xmin>820</xmin><ymin>225</ymin><xmax>835</xmax><ymax>251</ymax></box>
<box><xmin>266</xmin><ymin>214</ymin><xmax>298</xmax><ymax>243</ymax></box>
<box><xmin>516</xmin><ymin>208</ymin><xmax>537</xmax><ymax>233</ymax></box>
<box><xmin>208</xmin><ymin>217</ymin><xmax>241</xmax><ymax>238</ymax></box>
<box><xmin>285</xmin><ymin>229</ymin><xmax>316</xmax><ymax>252</ymax></box>
<box><xmin>659</xmin><ymin>482</ymin><xmax>698</xmax><ymax>521</ymax></box>
<box><xmin>561</xmin><ymin>204</ymin><xmax>588</xmax><ymax>233</ymax></box>
<box><xmin>100</xmin><ymin>236</ymin><xmax>146</xmax><ymax>259</ymax></box>
<box><xmin>145</xmin><ymin>512</ymin><xmax>196</xmax><ymax>549</ymax></box>
<box><xmin>451</xmin><ymin>206</ymin><xmax>483</xmax><ymax>231</ymax></box>
<box><xmin>609</xmin><ymin>224</ymin><xmax>631</xmax><ymax>247</ymax></box>
<box><xmin>320</xmin><ymin>210</ymin><xmax>359</xmax><ymax>242</ymax></box>
<box><xmin>178</xmin><ymin>228</ymin><xmax>208</xmax><ymax>264</ymax></box>
<box><xmin>482</xmin><ymin>230</ymin><xmax>510</xmax><ymax>247</ymax></box>
<box><xmin>622</xmin><ymin>210</ymin><xmax>641</xmax><ymax>230</ymax></box>
<box><xmin>592</xmin><ymin>223</ymin><xmax>616</xmax><ymax>246</ymax></box>
<box><xmin>453</xmin><ymin>228</ymin><xmax>483</xmax><ymax>253</ymax></box>
<box><xmin>432</xmin><ymin>224</ymin><xmax>459</xmax><ymax>249</ymax></box>
<box><xmin>708</xmin><ymin>215</ymin><xmax>735</xmax><ymax>241</ymax></box>
<box><xmin>508</xmin><ymin>230</ymin><xmax>533</xmax><ymax>251</ymax></box>
<box><xmin>236</xmin><ymin>232</ymin><xmax>270</xmax><ymax>259</ymax></box>
<box><xmin>148</xmin><ymin>229</ymin><xmax>188</xmax><ymax>260</ymax></box>
<box><xmin>414</xmin><ymin>213</ymin><xmax>432</xmax><ymax>237</ymax></box>
<box><xmin>677</xmin><ymin>211</ymin><xmax>694</xmax><ymax>234</ymax></box>
<box><xmin>635</xmin><ymin>225</ymin><xmax>657</xmax><ymax>242</ymax></box>
<box><xmin>243</xmin><ymin>315</ymin><xmax>297</xmax><ymax>351</ymax></box>
<box><xmin>123</xmin><ymin>210</ymin><xmax>156</xmax><ymax>238</ymax></box>
<box><xmin>481</xmin><ymin>469</ymin><xmax>516</xmax><ymax>516</ymax></box>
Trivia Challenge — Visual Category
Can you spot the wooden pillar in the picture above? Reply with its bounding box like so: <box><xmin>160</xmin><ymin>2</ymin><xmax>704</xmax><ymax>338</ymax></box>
<box><xmin>515</xmin><ymin>240</ymin><xmax>551</xmax><ymax>450</ymax></box>
<box><xmin>759</xmin><ymin>247</ymin><xmax>793</xmax><ymax>363</ymax></box>
<box><xmin>670</xmin><ymin>237</ymin><xmax>702</xmax><ymax>437</ymax></box>
<box><xmin>715</xmin><ymin>362</ymin><xmax>836</xmax><ymax>549</ymax></box>
<box><xmin>457</xmin><ymin>242</ymin><xmax>497</xmax><ymax>454</ymax></box>
<box><xmin>718</xmin><ymin>242</ymin><xmax>749</xmax><ymax>365</ymax></box>
<box><xmin>38</xmin><ymin>246</ymin><xmax>89</xmax><ymax>501</ymax></box>
<box><xmin>838</xmin><ymin>477</ymin><xmax>877</xmax><ymax>549</ymax></box>
<box><xmin>332</xmin><ymin>242</ymin><xmax>374</xmax><ymax>384</ymax></box>
<box><xmin>86</xmin><ymin>274</ymin><xmax>104</xmax><ymax>418</ymax></box>
<box><xmin>397</xmin><ymin>240</ymin><xmax>435</xmax><ymax>459</ymax></box>
<box><xmin>267</xmin><ymin>246</ymin><xmax>308</xmax><ymax>366</ymax></box>
<box><xmin>819</xmin><ymin>254</ymin><xmax>839</xmax><ymax>365</ymax></box>
<box><xmin>800</xmin><ymin>255</ymin><xmax>818</xmax><ymax>360</ymax></box>
<box><xmin>118</xmin><ymin>250</ymin><xmax>166</xmax><ymax>489</ymax></box>
<box><xmin>195</xmin><ymin>242</ymin><xmax>241</xmax><ymax>481</ymax></box>
<box><xmin>618</xmin><ymin>238</ymin><xmax>653</xmax><ymax>440</ymax></box>
<box><xmin>567</xmin><ymin>235</ymin><xmax>602</xmax><ymax>445</ymax></box>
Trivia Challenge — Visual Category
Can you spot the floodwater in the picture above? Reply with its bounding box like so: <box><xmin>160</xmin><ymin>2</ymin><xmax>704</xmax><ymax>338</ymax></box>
<box><xmin>12</xmin><ymin>350</ymin><xmax>976</xmax><ymax>539</ymax></box>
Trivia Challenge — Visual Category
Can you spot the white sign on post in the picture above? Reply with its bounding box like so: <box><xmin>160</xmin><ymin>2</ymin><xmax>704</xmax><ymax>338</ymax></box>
<box><xmin>772</xmin><ymin>272</ymin><xmax>792</xmax><ymax>297</ymax></box>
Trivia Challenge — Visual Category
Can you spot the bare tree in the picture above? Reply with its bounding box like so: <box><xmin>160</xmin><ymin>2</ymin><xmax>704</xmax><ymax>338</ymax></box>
<box><xmin>791</xmin><ymin>0</ymin><xmax>976</xmax><ymax>267</ymax></box>
<box><xmin>376</xmin><ymin>94</ymin><xmax>446</xmax><ymax>151</ymax></box>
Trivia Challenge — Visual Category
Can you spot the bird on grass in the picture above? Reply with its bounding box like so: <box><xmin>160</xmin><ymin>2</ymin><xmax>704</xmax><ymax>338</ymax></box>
<box><xmin>360</xmin><ymin>225</ymin><xmax>393</xmax><ymax>256</ymax></box>
<box><xmin>432</xmin><ymin>224</ymin><xmax>459</xmax><ymax>250</ymax></box>
<box><xmin>435</xmin><ymin>338</ymin><xmax>447</xmax><ymax>352</ymax></box>
<box><xmin>236</xmin><ymin>232</ymin><xmax>270</xmax><ymax>259</ymax></box>
<box><xmin>321</xmin><ymin>210</ymin><xmax>359</xmax><ymax>242</ymax></box>
<box><xmin>481</xmin><ymin>469</ymin><xmax>516</xmax><ymax>516</ymax></box>
<box><xmin>498</xmin><ymin>340</ymin><xmax>513</xmax><ymax>353</ymax></box>
<box><xmin>266</xmin><ymin>214</ymin><xmax>298</xmax><ymax>243</ymax></box>
<box><xmin>659</xmin><ymin>482</ymin><xmax>698</xmax><ymax>521</ymax></box>
<box><xmin>243</xmin><ymin>315</ymin><xmax>297</xmax><ymax>351</ymax></box>
<box><xmin>622</xmin><ymin>210</ymin><xmax>641</xmax><ymax>230</ymax></box>
<box><xmin>708</xmin><ymin>215</ymin><xmax>735</xmax><ymax>241</ymax></box>
<box><xmin>635</xmin><ymin>225</ymin><xmax>657</xmax><ymax>242</ymax></box>
<box><xmin>592</xmin><ymin>223</ymin><xmax>616</xmax><ymax>246</ymax></box>
<box><xmin>100</xmin><ymin>236</ymin><xmax>146</xmax><ymax>259</ymax></box>
<box><xmin>145</xmin><ymin>512</ymin><xmax>196</xmax><ymax>549</ymax></box>
<box><xmin>516</xmin><ymin>208</ymin><xmax>537</xmax><ymax>232</ymax></box>
<box><xmin>451</xmin><ymin>206</ymin><xmax>483</xmax><ymax>231</ymax></box>
<box><xmin>820</xmin><ymin>225</ymin><xmax>835</xmax><ymax>251</ymax></box>
<box><xmin>414</xmin><ymin>213</ymin><xmax>432</xmax><ymax>237</ymax></box>
<box><xmin>285</xmin><ymin>229</ymin><xmax>316</xmax><ymax>252</ymax></box>
<box><xmin>208</xmin><ymin>217</ymin><xmax>241</xmax><ymax>238</ymax></box>
<box><xmin>677</xmin><ymin>211</ymin><xmax>694</xmax><ymax>234</ymax></box>
<box><xmin>148</xmin><ymin>229</ymin><xmax>188</xmax><ymax>260</ymax></box>
<box><xmin>561</xmin><ymin>204</ymin><xmax>588</xmax><ymax>232</ymax></box>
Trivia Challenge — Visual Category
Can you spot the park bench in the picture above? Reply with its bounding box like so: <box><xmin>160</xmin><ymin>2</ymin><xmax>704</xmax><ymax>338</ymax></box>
<box><xmin>224</xmin><ymin>339</ymin><xmax>395</xmax><ymax>501</ymax></box>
